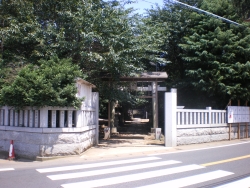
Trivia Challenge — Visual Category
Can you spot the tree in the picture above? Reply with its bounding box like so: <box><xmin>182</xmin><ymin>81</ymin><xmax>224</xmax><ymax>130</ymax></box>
<box><xmin>178</xmin><ymin>0</ymin><xmax>250</xmax><ymax>107</ymax></box>
<box><xmin>0</xmin><ymin>57</ymin><xmax>83</xmax><ymax>109</ymax></box>
<box><xmin>232</xmin><ymin>0</ymin><xmax>250</xmax><ymax>20</ymax></box>
<box><xmin>145</xmin><ymin>0</ymin><xmax>250</xmax><ymax>108</ymax></box>
<box><xmin>1</xmin><ymin>0</ymin><xmax>152</xmax><ymax>95</ymax></box>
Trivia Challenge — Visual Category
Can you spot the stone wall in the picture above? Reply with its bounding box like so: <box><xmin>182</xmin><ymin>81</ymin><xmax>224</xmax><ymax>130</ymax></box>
<box><xmin>177</xmin><ymin>125</ymin><xmax>250</xmax><ymax>145</ymax></box>
<box><xmin>0</xmin><ymin>126</ymin><xmax>96</xmax><ymax>159</ymax></box>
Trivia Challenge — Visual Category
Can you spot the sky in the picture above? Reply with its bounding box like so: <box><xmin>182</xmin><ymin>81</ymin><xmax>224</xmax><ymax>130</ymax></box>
<box><xmin>123</xmin><ymin>0</ymin><xmax>165</xmax><ymax>15</ymax></box>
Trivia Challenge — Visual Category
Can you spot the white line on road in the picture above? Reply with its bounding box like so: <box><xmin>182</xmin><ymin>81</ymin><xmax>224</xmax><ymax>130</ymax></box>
<box><xmin>36</xmin><ymin>157</ymin><xmax>161</xmax><ymax>173</ymax></box>
<box><xmin>61</xmin><ymin>164</ymin><xmax>205</xmax><ymax>188</ymax></box>
<box><xmin>0</xmin><ymin>168</ymin><xmax>14</xmax><ymax>172</ymax></box>
<box><xmin>215</xmin><ymin>176</ymin><xmax>250</xmax><ymax>188</ymax></box>
<box><xmin>149</xmin><ymin>140</ymin><xmax>250</xmax><ymax>156</ymax></box>
<box><xmin>48</xmin><ymin>160</ymin><xmax>181</xmax><ymax>180</ymax></box>
<box><xmin>137</xmin><ymin>170</ymin><xmax>234</xmax><ymax>188</ymax></box>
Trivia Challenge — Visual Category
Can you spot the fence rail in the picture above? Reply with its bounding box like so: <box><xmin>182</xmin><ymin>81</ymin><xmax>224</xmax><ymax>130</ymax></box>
<box><xmin>176</xmin><ymin>107</ymin><xmax>227</xmax><ymax>128</ymax></box>
<box><xmin>0</xmin><ymin>92</ymin><xmax>98</xmax><ymax>130</ymax></box>
<box><xmin>0</xmin><ymin>106</ymin><xmax>97</xmax><ymax>129</ymax></box>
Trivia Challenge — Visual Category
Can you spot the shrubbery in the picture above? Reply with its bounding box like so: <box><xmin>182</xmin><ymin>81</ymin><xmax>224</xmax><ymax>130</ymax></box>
<box><xmin>0</xmin><ymin>57</ymin><xmax>84</xmax><ymax>109</ymax></box>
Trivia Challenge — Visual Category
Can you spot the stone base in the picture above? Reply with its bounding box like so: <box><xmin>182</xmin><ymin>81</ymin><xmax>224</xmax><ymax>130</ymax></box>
<box><xmin>177</xmin><ymin>125</ymin><xmax>250</xmax><ymax>145</ymax></box>
<box><xmin>111</xmin><ymin>127</ymin><xmax>117</xmax><ymax>133</ymax></box>
<box><xmin>0</xmin><ymin>127</ymin><xmax>97</xmax><ymax>160</ymax></box>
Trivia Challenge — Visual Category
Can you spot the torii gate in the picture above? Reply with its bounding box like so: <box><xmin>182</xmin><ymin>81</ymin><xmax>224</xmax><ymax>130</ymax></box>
<box><xmin>102</xmin><ymin>72</ymin><xmax>168</xmax><ymax>132</ymax></box>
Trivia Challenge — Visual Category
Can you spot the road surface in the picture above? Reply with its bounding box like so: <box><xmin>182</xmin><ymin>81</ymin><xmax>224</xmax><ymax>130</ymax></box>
<box><xmin>1</xmin><ymin>141</ymin><xmax>250</xmax><ymax>188</ymax></box>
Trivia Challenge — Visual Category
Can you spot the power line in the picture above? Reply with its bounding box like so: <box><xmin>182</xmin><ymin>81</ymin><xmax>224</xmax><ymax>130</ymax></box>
<box><xmin>171</xmin><ymin>0</ymin><xmax>241</xmax><ymax>26</ymax></box>
<box><xmin>141</xmin><ymin>0</ymin><xmax>155</xmax><ymax>4</ymax></box>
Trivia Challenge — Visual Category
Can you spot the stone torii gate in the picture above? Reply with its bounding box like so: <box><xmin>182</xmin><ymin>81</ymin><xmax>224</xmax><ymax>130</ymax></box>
<box><xmin>102</xmin><ymin>72</ymin><xmax>168</xmax><ymax>132</ymax></box>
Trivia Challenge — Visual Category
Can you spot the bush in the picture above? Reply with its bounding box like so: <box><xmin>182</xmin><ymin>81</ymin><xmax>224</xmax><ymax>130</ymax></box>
<box><xmin>0</xmin><ymin>57</ymin><xmax>84</xmax><ymax>109</ymax></box>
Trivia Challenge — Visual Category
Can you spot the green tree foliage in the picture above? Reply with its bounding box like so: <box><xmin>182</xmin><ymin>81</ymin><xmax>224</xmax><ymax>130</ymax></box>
<box><xmin>178</xmin><ymin>0</ymin><xmax>250</xmax><ymax>106</ymax></box>
<box><xmin>232</xmin><ymin>0</ymin><xmax>250</xmax><ymax>20</ymax></box>
<box><xmin>145</xmin><ymin>0</ymin><xmax>250</xmax><ymax>108</ymax></box>
<box><xmin>145</xmin><ymin>0</ymin><xmax>194</xmax><ymax>84</ymax></box>
<box><xmin>0</xmin><ymin>57</ymin><xmax>83</xmax><ymax>109</ymax></box>
<box><xmin>145</xmin><ymin>0</ymin><xmax>206</xmax><ymax>107</ymax></box>
<box><xmin>1</xmin><ymin>0</ymin><xmax>153</xmax><ymax>109</ymax></box>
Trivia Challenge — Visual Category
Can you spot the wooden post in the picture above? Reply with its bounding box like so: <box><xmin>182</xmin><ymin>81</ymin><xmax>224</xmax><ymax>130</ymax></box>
<box><xmin>237</xmin><ymin>100</ymin><xmax>240</xmax><ymax>139</ymax></box>
<box><xmin>238</xmin><ymin>123</ymin><xmax>240</xmax><ymax>139</ymax></box>
<box><xmin>228</xmin><ymin>100</ymin><xmax>231</xmax><ymax>141</ymax></box>
<box><xmin>108</xmin><ymin>101</ymin><xmax>110</xmax><ymax>128</ymax></box>
<box><xmin>229</xmin><ymin>123</ymin><xmax>231</xmax><ymax>141</ymax></box>
<box><xmin>246</xmin><ymin>101</ymin><xmax>249</xmax><ymax>138</ymax></box>
<box><xmin>247</xmin><ymin>123</ymin><xmax>249</xmax><ymax>138</ymax></box>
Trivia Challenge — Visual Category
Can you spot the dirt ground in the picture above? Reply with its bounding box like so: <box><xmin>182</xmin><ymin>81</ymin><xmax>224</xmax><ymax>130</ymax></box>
<box><xmin>99</xmin><ymin>133</ymin><xmax>165</xmax><ymax>147</ymax></box>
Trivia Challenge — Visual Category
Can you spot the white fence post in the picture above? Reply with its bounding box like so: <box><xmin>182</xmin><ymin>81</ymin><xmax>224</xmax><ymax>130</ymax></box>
<box><xmin>93</xmin><ymin>92</ymin><xmax>99</xmax><ymax>145</ymax></box>
<box><xmin>67</xmin><ymin>110</ymin><xmax>73</xmax><ymax>128</ymax></box>
<box><xmin>60</xmin><ymin>110</ymin><xmax>65</xmax><ymax>128</ymax></box>
<box><xmin>9</xmin><ymin>109</ymin><xmax>14</xmax><ymax>126</ymax></box>
<box><xmin>165</xmin><ymin>88</ymin><xmax>177</xmax><ymax>147</ymax></box>
<box><xmin>0</xmin><ymin>108</ymin><xmax>4</xmax><ymax>126</ymax></box>
<box><xmin>19</xmin><ymin>110</ymin><xmax>23</xmax><ymax>127</ymax></box>
<box><xmin>4</xmin><ymin>106</ymin><xmax>9</xmax><ymax>126</ymax></box>
<box><xmin>14</xmin><ymin>111</ymin><xmax>18</xmax><ymax>126</ymax></box>
<box><xmin>40</xmin><ymin>107</ymin><xmax>48</xmax><ymax>128</ymax></box>
<box><xmin>29</xmin><ymin>110</ymin><xmax>34</xmax><ymax>127</ymax></box>
<box><xmin>24</xmin><ymin>110</ymin><xmax>28</xmax><ymax>127</ymax></box>
<box><xmin>76</xmin><ymin>110</ymin><xmax>82</xmax><ymax>127</ymax></box>
<box><xmin>206</xmin><ymin>107</ymin><xmax>212</xmax><ymax>125</ymax></box>
<box><xmin>34</xmin><ymin>110</ymin><xmax>39</xmax><ymax>128</ymax></box>
<box><xmin>51</xmin><ymin>110</ymin><xmax>57</xmax><ymax>128</ymax></box>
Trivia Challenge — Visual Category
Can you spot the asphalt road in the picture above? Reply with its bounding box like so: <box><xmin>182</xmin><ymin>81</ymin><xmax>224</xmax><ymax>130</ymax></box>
<box><xmin>1</xmin><ymin>141</ymin><xmax>250</xmax><ymax>188</ymax></box>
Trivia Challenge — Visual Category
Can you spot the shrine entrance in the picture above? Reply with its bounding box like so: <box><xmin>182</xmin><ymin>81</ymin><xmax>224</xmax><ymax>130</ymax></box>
<box><xmin>100</xmin><ymin>72</ymin><xmax>168</xmax><ymax>139</ymax></box>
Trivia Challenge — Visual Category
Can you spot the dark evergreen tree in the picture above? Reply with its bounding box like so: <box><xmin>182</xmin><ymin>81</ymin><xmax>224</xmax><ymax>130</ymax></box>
<box><xmin>232</xmin><ymin>0</ymin><xmax>250</xmax><ymax>20</ymax></box>
<box><xmin>178</xmin><ymin>0</ymin><xmax>250</xmax><ymax>107</ymax></box>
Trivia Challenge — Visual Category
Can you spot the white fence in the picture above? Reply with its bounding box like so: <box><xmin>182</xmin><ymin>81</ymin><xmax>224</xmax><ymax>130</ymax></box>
<box><xmin>176</xmin><ymin>107</ymin><xmax>227</xmax><ymax>128</ymax></box>
<box><xmin>0</xmin><ymin>80</ymin><xmax>99</xmax><ymax>159</ymax></box>
<box><xmin>164</xmin><ymin>89</ymin><xmax>250</xmax><ymax>147</ymax></box>
<box><xmin>0</xmin><ymin>92</ymin><xmax>98</xmax><ymax>130</ymax></box>
<box><xmin>0</xmin><ymin>106</ymin><xmax>97</xmax><ymax>129</ymax></box>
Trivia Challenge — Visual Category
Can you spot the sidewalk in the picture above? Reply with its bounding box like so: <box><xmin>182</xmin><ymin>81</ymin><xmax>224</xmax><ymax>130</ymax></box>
<box><xmin>1</xmin><ymin>135</ymin><xmax>250</xmax><ymax>163</ymax></box>
<box><xmin>78</xmin><ymin>135</ymin><xmax>250</xmax><ymax>162</ymax></box>
<box><xmin>79</xmin><ymin>134</ymin><xmax>167</xmax><ymax>161</ymax></box>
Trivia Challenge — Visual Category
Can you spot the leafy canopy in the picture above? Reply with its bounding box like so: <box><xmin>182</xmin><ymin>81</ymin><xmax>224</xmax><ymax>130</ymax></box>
<box><xmin>0</xmin><ymin>57</ymin><xmax>83</xmax><ymax>109</ymax></box>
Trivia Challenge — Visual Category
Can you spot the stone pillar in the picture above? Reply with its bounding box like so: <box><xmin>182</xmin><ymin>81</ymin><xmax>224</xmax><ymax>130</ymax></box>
<box><xmin>19</xmin><ymin>110</ymin><xmax>24</xmax><ymax>127</ymax></box>
<box><xmin>34</xmin><ymin>110</ymin><xmax>39</xmax><ymax>128</ymax></box>
<box><xmin>0</xmin><ymin>109</ymin><xmax>4</xmax><ymax>126</ymax></box>
<box><xmin>67</xmin><ymin>110</ymin><xmax>73</xmax><ymax>128</ymax></box>
<box><xmin>9</xmin><ymin>110</ymin><xmax>14</xmax><ymax>126</ymax></box>
<box><xmin>29</xmin><ymin>110</ymin><xmax>34</xmax><ymax>127</ymax></box>
<box><xmin>40</xmin><ymin>107</ymin><xmax>48</xmax><ymax>128</ymax></box>
<box><xmin>76</xmin><ymin>110</ymin><xmax>82</xmax><ymax>127</ymax></box>
<box><xmin>111</xmin><ymin>101</ymin><xmax>117</xmax><ymax>133</ymax></box>
<box><xmin>60</xmin><ymin>110</ymin><xmax>65</xmax><ymax>128</ymax></box>
<box><xmin>152</xmin><ymin>81</ymin><xmax>158</xmax><ymax>128</ymax></box>
<box><xmin>4</xmin><ymin>106</ymin><xmax>9</xmax><ymax>126</ymax></box>
<box><xmin>24</xmin><ymin>110</ymin><xmax>29</xmax><ymax>127</ymax></box>
<box><xmin>14</xmin><ymin>111</ymin><xmax>18</xmax><ymax>126</ymax></box>
<box><xmin>51</xmin><ymin>110</ymin><xmax>56</xmax><ymax>128</ymax></box>
<box><xmin>93</xmin><ymin>92</ymin><xmax>99</xmax><ymax>145</ymax></box>
<box><xmin>164</xmin><ymin>88</ymin><xmax>177</xmax><ymax>147</ymax></box>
